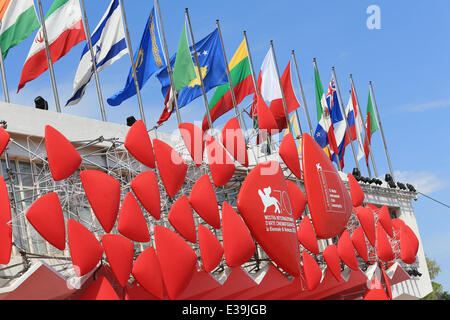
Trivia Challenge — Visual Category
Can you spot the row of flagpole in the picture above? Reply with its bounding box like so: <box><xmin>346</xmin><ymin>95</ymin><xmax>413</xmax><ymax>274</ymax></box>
<box><xmin>0</xmin><ymin>0</ymin><xmax>395</xmax><ymax>181</ymax></box>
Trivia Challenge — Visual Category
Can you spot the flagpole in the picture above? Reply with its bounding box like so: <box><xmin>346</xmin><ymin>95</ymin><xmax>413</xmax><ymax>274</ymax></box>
<box><xmin>119</xmin><ymin>0</ymin><xmax>147</xmax><ymax>126</ymax></box>
<box><xmin>242</xmin><ymin>31</ymin><xmax>260</xmax><ymax>97</ymax></box>
<box><xmin>331</xmin><ymin>66</ymin><xmax>360</xmax><ymax>172</ymax></box>
<box><xmin>184</xmin><ymin>8</ymin><xmax>213</xmax><ymax>130</ymax></box>
<box><xmin>37</xmin><ymin>0</ymin><xmax>61</xmax><ymax>113</ymax></box>
<box><xmin>350</xmin><ymin>74</ymin><xmax>376</xmax><ymax>178</ymax></box>
<box><xmin>291</xmin><ymin>50</ymin><xmax>313</xmax><ymax>136</ymax></box>
<box><xmin>369</xmin><ymin>80</ymin><xmax>395</xmax><ymax>181</ymax></box>
<box><xmin>155</xmin><ymin>0</ymin><xmax>182</xmax><ymax>125</ymax></box>
<box><xmin>79</xmin><ymin>0</ymin><xmax>106</xmax><ymax>122</ymax></box>
<box><xmin>313</xmin><ymin>58</ymin><xmax>341</xmax><ymax>171</ymax></box>
<box><xmin>269</xmin><ymin>40</ymin><xmax>294</xmax><ymax>137</ymax></box>
<box><xmin>0</xmin><ymin>47</ymin><xmax>10</xmax><ymax>102</ymax></box>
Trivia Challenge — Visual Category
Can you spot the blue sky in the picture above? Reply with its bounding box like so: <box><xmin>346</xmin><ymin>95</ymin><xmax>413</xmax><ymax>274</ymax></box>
<box><xmin>2</xmin><ymin>0</ymin><xmax>450</xmax><ymax>293</ymax></box>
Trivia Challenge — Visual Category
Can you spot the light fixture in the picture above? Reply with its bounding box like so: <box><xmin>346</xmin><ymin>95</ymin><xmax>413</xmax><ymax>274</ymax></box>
<box><xmin>406</xmin><ymin>183</ymin><xmax>416</xmax><ymax>192</ymax></box>
<box><xmin>34</xmin><ymin>96</ymin><xmax>48</xmax><ymax>110</ymax></box>
<box><xmin>126</xmin><ymin>116</ymin><xmax>137</xmax><ymax>127</ymax></box>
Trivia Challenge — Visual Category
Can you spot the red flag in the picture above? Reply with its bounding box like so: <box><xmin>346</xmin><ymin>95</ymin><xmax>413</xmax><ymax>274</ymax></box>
<box><xmin>158</xmin><ymin>86</ymin><xmax>177</xmax><ymax>125</ymax></box>
<box><xmin>269</xmin><ymin>61</ymin><xmax>300</xmax><ymax>130</ymax></box>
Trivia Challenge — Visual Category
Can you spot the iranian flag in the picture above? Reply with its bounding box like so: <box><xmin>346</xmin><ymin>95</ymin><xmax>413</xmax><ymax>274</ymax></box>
<box><xmin>0</xmin><ymin>0</ymin><xmax>40</xmax><ymax>59</ymax></box>
<box><xmin>202</xmin><ymin>38</ymin><xmax>254</xmax><ymax>131</ymax></box>
<box><xmin>364</xmin><ymin>90</ymin><xmax>379</xmax><ymax>166</ymax></box>
<box><xmin>17</xmin><ymin>0</ymin><xmax>86</xmax><ymax>92</ymax></box>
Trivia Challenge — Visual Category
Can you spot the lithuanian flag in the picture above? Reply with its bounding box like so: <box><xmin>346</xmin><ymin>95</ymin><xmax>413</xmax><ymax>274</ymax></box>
<box><xmin>202</xmin><ymin>38</ymin><xmax>255</xmax><ymax>131</ymax></box>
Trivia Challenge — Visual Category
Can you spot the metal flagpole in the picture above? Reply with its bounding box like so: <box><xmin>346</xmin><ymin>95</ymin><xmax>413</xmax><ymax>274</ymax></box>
<box><xmin>119</xmin><ymin>0</ymin><xmax>147</xmax><ymax>126</ymax></box>
<box><xmin>369</xmin><ymin>80</ymin><xmax>395</xmax><ymax>181</ymax></box>
<box><xmin>155</xmin><ymin>0</ymin><xmax>182</xmax><ymax>125</ymax></box>
<box><xmin>313</xmin><ymin>58</ymin><xmax>341</xmax><ymax>171</ymax></box>
<box><xmin>291</xmin><ymin>50</ymin><xmax>313</xmax><ymax>136</ymax></box>
<box><xmin>331</xmin><ymin>67</ymin><xmax>360</xmax><ymax>172</ymax></box>
<box><xmin>79</xmin><ymin>0</ymin><xmax>106</xmax><ymax>122</ymax></box>
<box><xmin>216</xmin><ymin>20</ymin><xmax>244</xmax><ymax>132</ymax></box>
<box><xmin>243</xmin><ymin>31</ymin><xmax>260</xmax><ymax>97</ymax></box>
<box><xmin>350</xmin><ymin>74</ymin><xmax>376</xmax><ymax>178</ymax></box>
<box><xmin>269</xmin><ymin>40</ymin><xmax>293</xmax><ymax>136</ymax></box>
<box><xmin>0</xmin><ymin>46</ymin><xmax>10</xmax><ymax>102</ymax></box>
<box><xmin>37</xmin><ymin>0</ymin><xmax>61</xmax><ymax>113</ymax></box>
<box><xmin>184</xmin><ymin>8</ymin><xmax>213</xmax><ymax>130</ymax></box>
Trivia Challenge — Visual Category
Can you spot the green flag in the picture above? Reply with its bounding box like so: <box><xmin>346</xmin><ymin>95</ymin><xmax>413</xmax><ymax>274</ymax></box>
<box><xmin>366</xmin><ymin>90</ymin><xmax>379</xmax><ymax>136</ymax></box>
<box><xmin>172</xmin><ymin>23</ymin><xmax>196</xmax><ymax>92</ymax></box>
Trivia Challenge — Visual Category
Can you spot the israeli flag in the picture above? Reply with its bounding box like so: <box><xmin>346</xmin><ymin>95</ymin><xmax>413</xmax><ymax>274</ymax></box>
<box><xmin>66</xmin><ymin>0</ymin><xmax>127</xmax><ymax>106</ymax></box>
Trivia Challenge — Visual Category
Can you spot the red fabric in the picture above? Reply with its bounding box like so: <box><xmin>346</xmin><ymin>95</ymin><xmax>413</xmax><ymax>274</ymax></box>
<box><xmin>269</xmin><ymin>61</ymin><xmax>301</xmax><ymax>130</ymax></box>
<box><xmin>158</xmin><ymin>85</ymin><xmax>177</xmax><ymax>125</ymax></box>
<box><xmin>18</xmin><ymin>21</ymin><xmax>86</xmax><ymax>92</ymax></box>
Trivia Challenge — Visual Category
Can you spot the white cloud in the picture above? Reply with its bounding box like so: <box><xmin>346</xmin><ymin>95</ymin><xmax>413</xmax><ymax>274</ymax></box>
<box><xmin>400</xmin><ymin>98</ymin><xmax>450</xmax><ymax>112</ymax></box>
<box><xmin>395</xmin><ymin>170</ymin><xmax>448</xmax><ymax>194</ymax></box>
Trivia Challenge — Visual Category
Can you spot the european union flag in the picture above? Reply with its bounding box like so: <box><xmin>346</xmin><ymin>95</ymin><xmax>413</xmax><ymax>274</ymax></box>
<box><xmin>156</xmin><ymin>28</ymin><xmax>227</xmax><ymax>109</ymax></box>
<box><xmin>107</xmin><ymin>5</ymin><xmax>166</xmax><ymax>106</ymax></box>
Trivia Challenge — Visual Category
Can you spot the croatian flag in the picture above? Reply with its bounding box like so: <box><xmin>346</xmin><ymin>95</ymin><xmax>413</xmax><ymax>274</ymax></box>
<box><xmin>345</xmin><ymin>82</ymin><xmax>365</xmax><ymax>161</ymax></box>
<box><xmin>66</xmin><ymin>0</ymin><xmax>127</xmax><ymax>106</ymax></box>
<box><xmin>326</xmin><ymin>76</ymin><xmax>348</xmax><ymax>168</ymax></box>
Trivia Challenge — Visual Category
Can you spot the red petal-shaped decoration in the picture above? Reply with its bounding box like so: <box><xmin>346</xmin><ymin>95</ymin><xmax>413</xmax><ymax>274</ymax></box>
<box><xmin>400</xmin><ymin>224</ymin><xmax>419</xmax><ymax>264</ymax></box>
<box><xmin>221</xmin><ymin>117</ymin><xmax>248</xmax><ymax>167</ymax></box>
<box><xmin>102</xmin><ymin>234</ymin><xmax>134</xmax><ymax>287</ymax></box>
<box><xmin>301</xmin><ymin>133</ymin><xmax>352</xmax><ymax>239</ymax></box>
<box><xmin>322</xmin><ymin>244</ymin><xmax>342</xmax><ymax>282</ymax></box>
<box><xmin>26</xmin><ymin>192</ymin><xmax>65</xmax><ymax>250</ymax></box>
<box><xmin>153</xmin><ymin>139</ymin><xmax>187</xmax><ymax>198</ymax></box>
<box><xmin>351</xmin><ymin>226</ymin><xmax>368</xmax><ymax>262</ymax></box>
<box><xmin>117</xmin><ymin>192</ymin><xmax>150</xmax><ymax>243</ymax></box>
<box><xmin>377</xmin><ymin>205</ymin><xmax>394</xmax><ymax>238</ymax></box>
<box><xmin>392</xmin><ymin>218</ymin><xmax>405</xmax><ymax>233</ymax></box>
<box><xmin>80</xmin><ymin>170</ymin><xmax>120</xmax><ymax>233</ymax></box>
<box><xmin>168</xmin><ymin>195</ymin><xmax>197</xmax><ymax>243</ymax></box>
<box><xmin>355</xmin><ymin>206</ymin><xmax>376</xmax><ymax>247</ymax></box>
<box><xmin>337</xmin><ymin>229</ymin><xmax>359</xmax><ymax>271</ymax></box>
<box><xmin>154</xmin><ymin>226</ymin><xmax>197</xmax><ymax>300</ymax></box>
<box><xmin>204</xmin><ymin>134</ymin><xmax>235</xmax><ymax>187</ymax></box>
<box><xmin>130</xmin><ymin>171</ymin><xmax>161</xmax><ymax>220</ymax></box>
<box><xmin>124</xmin><ymin>120</ymin><xmax>155</xmax><ymax>168</ymax></box>
<box><xmin>45</xmin><ymin>125</ymin><xmax>81</xmax><ymax>181</ymax></box>
<box><xmin>302</xmin><ymin>251</ymin><xmax>322</xmax><ymax>291</ymax></box>
<box><xmin>79</xmin><ymin>276</ymin><xmax>119</xmax><ymax>300</ymax></box>
<box><xmin>279</xmin><ymin>133</ymin><xmax>302</xmax><ymax>179</ymax></box>
<box><xmin>0</xmin><ymin>126</ymin><xmax>10</xmax><ymax>156</ymax></box>
<box><xmin>286</xmin><ymin>180</ymin><xmax>306</xmax><ymax>221</ymax></box>
<box><xmin>132</xmin><ymin>246</ymin><xmax>164</xmax><ymax>299</ymax></box>
<box><xmin>236</xmin><ymin>161</ymin><xmax>301</xmax><ymax>277</ymax></box>
<box><xmin>67</xmin><ymin>219</ymin><xmax>103</xmax><ymax>276</ymax></box>
<box><xmin>297</xmin><ymin>216</ymin><xmax>319</xmax><ymax>254</ymax></box>
<box><xmin>363</xmin><ymin>287</ymin><xmax>389</xmax><ymax>300</ymax></box>
<box><xmin>256</xmin><ymin>95</ymin><xmax>278</xmax><ymax>132</ymax></box>
<box><xmin>347</xmin><ymin>173</ymin><xmax>364</xmax><ymax>207</ymax></box>
<box><xmin>189</xmin><ymin>174</ymin><xmax>220</xmax><ymax>229</ymax></box>
<box><xmin>376</xmin><ymin>222</ymin><xmax>394</xmax><ymax>262</ymax></box>
<box><xmin>178</xmin><ymin>122</ymin><xmax>205</xmax><ymax>167</ymax></box>
<box><xmin>222</xmin><ymin>201</ymin><xmax>256</xmax><ymax>267</ymax></box>
<box><xmin>0</xmin><ymin>177</ymin><xmax>12</xmax><ymax>265</ymax></box>
<box><xmin>198</xmin><ymin>224</ymin><xmax>223</xmax><ymax>272</ymax></box>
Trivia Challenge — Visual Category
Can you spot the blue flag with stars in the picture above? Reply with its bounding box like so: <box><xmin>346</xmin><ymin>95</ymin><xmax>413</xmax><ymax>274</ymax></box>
<box><xmin>107</xmin><ymin>5</ymin><xmax>166</xmax><ymax>106</ymax></box>
<box><xmin>156</xmin><ymin>28</ymin><xmax>227</xmax><ymax>109</ymax></box>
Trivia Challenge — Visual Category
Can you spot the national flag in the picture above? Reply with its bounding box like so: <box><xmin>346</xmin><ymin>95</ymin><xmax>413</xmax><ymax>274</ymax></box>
<box><xmin>156</xmin><ymin>28</ymin><xmax>227</xmax><ymax>124</ymax></box>
<box><xmin>17</xmin><ymin>0</ymin><xmax>86</xmax><ymax>92</ymax></box>
<box><xmin>0</xmin><ymin>0</ymin><xmax>40</xmax><ymax>59</ymax></box>
<box><xmin>364</xmin><ymin>90</ymin><xmax>379</xmax><ymax>166</ymax></box>
<box><xmin>107</xmin><ymin>3</ymin><xmax>166</xmax><ymax>106</ymax></box>
<box><xmin>283</xmin><ymin>112</ymin><xmax>302</xmax><ymax>155</ymax></box>
<box><xmin>172</xmin><ymin>22</ymin><xmax>196</xmax><ymax>92</ymax></box>
<box><xmin>327</xmin><ymin>76</ymin><xmax>349</xmax><ymax>168</ymax></box>
<box><xmin>345</xmin><ymin>82</ymin><xmax>365</xmax><ymax>161</ymax></box>
<box><xmin>66</xmin><ymin>0</ymin><xmax>126</xmax><ymax>106</ymax></box>
<box><xmin>313</xmin><ymin>65</ymin><xmax>339</xmax><ymax>162</ymax></box>
<box><xmin>157</xmin><ymin>84</ymin><xmax>177</xmax><ymax>125</ymax></box>
<box><xmin>269</xmin><ymin>60</ymin><xmax>300</xmax><ymax>130</ymax></box>
<box><xmin>201</xmin><ymin>38</ymin><xmax>254</xmax><ymax>131</ymax></box>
